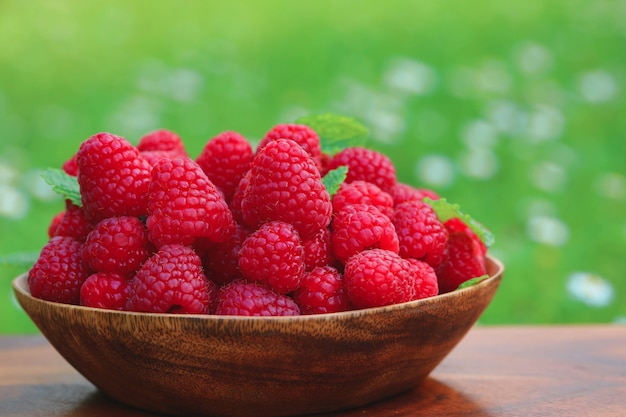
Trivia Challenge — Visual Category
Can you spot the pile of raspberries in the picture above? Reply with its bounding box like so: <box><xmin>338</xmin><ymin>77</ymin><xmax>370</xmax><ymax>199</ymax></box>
<box><xmin>28</xmin><ymin>124</ymin><xmax>488</xmax><ymax>316</ymax></box>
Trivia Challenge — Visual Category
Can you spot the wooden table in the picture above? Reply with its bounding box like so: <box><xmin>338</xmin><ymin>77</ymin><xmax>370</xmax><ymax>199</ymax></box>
<box><xmin>1</xmin><ymin>325</ymin><xmax>625</xmax><ymax>416</ymax></box>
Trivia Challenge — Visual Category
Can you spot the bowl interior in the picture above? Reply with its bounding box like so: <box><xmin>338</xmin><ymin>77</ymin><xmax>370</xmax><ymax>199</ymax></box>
<box><xmin>13</xmin><ymin>256</ymin><xmax>504</xmax><ymax>417</ymax></box>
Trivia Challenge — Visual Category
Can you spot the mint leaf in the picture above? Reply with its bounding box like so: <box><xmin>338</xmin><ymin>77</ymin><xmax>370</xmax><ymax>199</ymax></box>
<box><xmin>424</xmin><ymin>198</ymin><xmax>495</xmax><ymax>247</ymax></box>
<box><xmin>295</xmin><ymin>113</ymin><xmax>369</xmax><ymax>155</ymax></box>
<box><xmin>322</xmin><ymin>166</ymin><xmax>348</xmax><ymax>197</ymax></box>
<box><xmin>0</xmin><ymin>252</ymin><xmax>39</xmax><ymax>269</ymax></box>
<box><xmin>456</xmin><ymin>275</ymin><xmax>489</xmax><ymax>290</ymax></box>
<box><xmin>41</xmin><ymin>168</ymin><xmax>81</xmax><ymax>207</ymax></box>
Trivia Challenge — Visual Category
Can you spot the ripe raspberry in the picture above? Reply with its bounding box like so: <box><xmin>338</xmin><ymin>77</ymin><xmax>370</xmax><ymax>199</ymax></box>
<box><xmin>256</xmin><ymin>123</ymin><xmax>322</xmax><ymax>170</ymax></box>
<box><xmin>196</xmin><ymin>131</ymin><xmax>254</xmax><ymax>203</ymax></box>
<box><xmin>331</xmin><ymin>204</ymin><xmax>399</xmax><ymax>263</ymax></box>
<box><xmin>137</xmin><ymin>129</ymin><xmax>186</xmax><ymax>153</ymax></box>
<box><xmin>344</xmin><ymin>249</ymin><xmax>415</xmax><ymax>309</ymax></box>
<box><xmin>47</xmin><ymin>211</ymin><xmax>65</xmax><ymax>238</ymax></box>
<box><xmin>393</xmin><ymin>200</ymin><xmax>448</xmax><ymax>268</ymax></box>
<box><xmin>203</xmin><ymin>224</ymin><xmax>250</xmax><ymax>285</ymax></box>
<box><xmin>388</xmin><ymin>182</ymin><xmax>439</xmax><ymax>206</ymax></box>
<box><xmin>51</xmin><ymin>201</ymin><xmax>92</xmax><ymax>242</ymax></box>
<box><xmin>238</xmin><ymin>221</ymin><xmax>305</xmax><ymax>294</ymax></box>
<box><xmin>28</xmin><ymin>236</ymin><xmax>90</xmax><ymax>304</ymax></box>
<box><xmin>326</xmin><ymin>147</ymin><xmax>397</xmax><ymax>192</ymax></box>
<box><xmin>292</xmin><ymin>266</ymin><xmax>350</xmax><ymax>314</ymax></box>
<box><xmin>215</xmin><ymin>281</ymin><xmax>300</xmax><ymax>316</ymax></box>
<box><xmin>302</xmin><ymin>227</ymin><xmax>333</xmax><ymax>271</ymax></box>
<box><xmin>241</xmin><ymin>139</ymin><xmax>332</xmax><ymax>239</ymax></box>
<box><xmin>80</xmin><ymin>272</ymin><xmax>130</xmax><ymax>310</ymax></box>
<box><xmin>405</xmin><ymin>258</ymin><xmax>439</xmax><ymax>299</ymax></box>
<box><xmin>126</xmin><ymin>244</ymin><xmax>210</xmax><ymax>314</ymax></box>
<box><xmin>146</xmin><ymin>157</ymin><xmax>235</xmax><ymax>247</ymax></box>
<box><xmin>332</xmin><ymin>180</ymin><xmax>394</xmax><ymax>219</ymax></box>
<box><xmin>76</xmin><ymin>132</ymin><xmax>152</xmax><ymax>222</ymax></box>
<box><xmin>81</xmin><ymin>216</ymin><xmax>150</xmax><ymax>275</ymax></box>
<box><xmin>62</xmin><ymin>154</ymin><xmax>78</xmax><ymax>176</ymax></box>
<box><xmin>436</xmin><ymin>218</ymin><xmax>487</xmax><ymax>293</ymax></box>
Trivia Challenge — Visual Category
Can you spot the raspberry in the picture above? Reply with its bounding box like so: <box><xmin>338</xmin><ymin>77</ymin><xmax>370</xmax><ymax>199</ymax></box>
<box><xmin>52</xmin><ymin>201</ymin><xmax>92</xmax><ymax>242</ymax></box>
<box><xmin>436</xmin><ymin>218</ymin><xmax>487</xmax><ymax>293</ymax></box>
<box><xmin>62</xmin><ymin>154</ymin><xmax>78</xmax><ymax>176</ymax></box>
<box><xmin>238</xmin><ymin>221</ymin><xmax>305</xmax><ymax>294</ymax></box>
<box><xmin>393</xmin><ymin>200</ymin><xmax>448</xmax><ymax>268</ymax></box>
<box><xmin>81</xmin><ymin>216</ymin><xmax>150</xmax><ymax>275</ymax></box>
<box><xmin>292</xmin><ymin>266</ymin><xmax>350</xmax><ymax>314</ymax></box>
<box><xmin>326</xmin><ymin>147</ymin><xmax>397</xmax><ymax>192</ymax></box>
<box><xmin>302</xmin><ymin>227</ymin><xmax>333</xmax><ymax>271</ymax></box>
<box><xmin>344</xmin><ymin>249</ymin><xmax>415</xmax><ymax>309</ymax></box>
<box><xmin>203</xmin><ymin>223</ymin><xmax>250</xmax><ymax>285</ymax></box>
<box><xmin>215</xmin><ymin>281</ymin><xmax>300</xmax><ymax>316</ymax></box>
<box><xmin>126</xmin><ymin>244</ymin><xmax>210</xmax><ymax>314</ymax></box>
<box><xmin>80</xmin><ymin>272</ymin><xmax>130</xmax><ymax>310</ymax></box>
<box><xmin>330</xmin><ymin>204</ymin><xmax>399</xmax><ymax>263</ymax></box>
<box><xmin>196</xmin><ymin>131</ymin><xmax>254</xmax><ymax>203</ymax></box>
<box><xmin>256</xmin><ymin>123</ymin><xmax>322</xmax><ymax>170</ymax></box>
<box><xmin>146</xmin><ymin>157</ymin><xmax>235</xmax><ymax>247</ymax></box>
<box><xmin>332</xmin><ymin>180</ymin><xmax>394</xmax><ymax>219</ymax></box>
<box><xmin>28</xmin><ymin>236</ymin><xmax>90</xmax><ymax>304</ymax></box>
<box><xmin>76</xmin><ymin>132</ymin><xmax>152</xmax><ymax>222</ymax></box>
<box><xmin>389</xmin><ymin>182</ymin><xmax>439</xmax><ymax>206</ymax></box>
<box><xmin>405</xmin><ymin>258</ymin><xmax>439</xmax><ymax>299</ymax></box>
<box><xmin>47</xmin><ymin>211</ymin><xmax>65</xmax><ymax>238</ymax></box>
<box><xmin>137</xmin><ymin>129</ymin><xmax>186</xmax><ymax>153</ymax></box>
<box><xmin>241</xmin><ymin>139</ymin><xmax>332</xmax><ymax>239</ymax></box>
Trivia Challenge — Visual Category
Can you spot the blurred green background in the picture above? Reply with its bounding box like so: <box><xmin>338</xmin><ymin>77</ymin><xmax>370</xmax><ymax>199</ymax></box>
<box><xmin>1</xmin><ymin>0</ymin><xmax>625</xmax><ymax>333</ymax></box>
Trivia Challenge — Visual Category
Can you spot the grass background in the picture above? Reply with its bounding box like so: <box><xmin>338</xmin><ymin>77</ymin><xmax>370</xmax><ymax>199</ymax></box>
<box><xmin>1</xmin><ymin>0</ymin><xmax>625</xmax><ymax>332</ymax></box>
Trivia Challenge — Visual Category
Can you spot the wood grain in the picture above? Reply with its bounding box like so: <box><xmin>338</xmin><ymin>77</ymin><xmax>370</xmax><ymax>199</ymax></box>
<box><xmin>2</xmin><ymin>326</ymin><xmax>625</xmax><ymax>416</ymax></box>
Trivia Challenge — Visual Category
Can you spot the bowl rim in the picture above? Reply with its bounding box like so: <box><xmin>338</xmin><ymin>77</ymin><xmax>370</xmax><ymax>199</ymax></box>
<box><xmin>13</xmin><ymin>255</ymin><xmax>503</xmax><ymax>322</ymax></box>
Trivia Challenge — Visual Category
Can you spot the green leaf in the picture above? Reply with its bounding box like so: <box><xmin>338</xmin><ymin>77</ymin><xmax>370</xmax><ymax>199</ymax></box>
<box><xmin>0</xmin><ymin>252</ymin><xmax>39</xmax><ymax>270</ymax></box>
<box><xmin>322</xmin><ymin>166</ymin><xmax>348</xmax><ymax>197</ymax></box>
<box><xmin>424</xmin><ymin>197</ymin><xmax>495</xmax><ymax>247</ymax></box>
<box><xmin>456</xmin><ymin>275</ymin><xmax>489</xmax><ymax>290</ymax></box>
<box><xmin>40</xmin><ymin>168</ymin><xmax>82</xmax><ymax>207</ymax></box>
<box><xmin>295</xmin><ymin>113</ymin><xmax>369</xmax><ymax>155</ymax></box>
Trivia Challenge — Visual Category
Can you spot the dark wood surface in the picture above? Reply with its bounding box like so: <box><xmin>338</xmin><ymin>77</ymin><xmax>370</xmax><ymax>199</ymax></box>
<box><xmin>1</xmin><ymin>325</ymin><xmax>625</xmax><ymax>416</ymax></box>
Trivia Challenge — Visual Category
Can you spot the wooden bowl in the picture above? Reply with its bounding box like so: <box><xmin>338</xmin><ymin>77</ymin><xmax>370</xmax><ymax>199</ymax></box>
<box><xmin>13</xmin><ymin>256</ymin><xmax>504</xmax><ymax>417</ymax></box>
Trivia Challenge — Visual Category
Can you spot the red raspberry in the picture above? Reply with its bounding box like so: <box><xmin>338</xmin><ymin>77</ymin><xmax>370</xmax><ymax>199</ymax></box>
<box><xmin>331</xmin><ymin>204</ymin><xmax>399</xmax><ymax>263</ymax></box>
<box><xmin>292</xmin><ymin>266</ymin><xmax>350</xmax><ymax>314</ymax></box>
<box><xmin>80</xmin><ymin>272</ymin><xmax>130</xmax><ymax>310</ymax></box>
<box><xmin>52</xmin><ymin>201</ymin><xmax>92</xmax><ymax>242</ymax></box>
<box><xmin>241</xmin><ymin>139</ymin><xmax>332</xmax><ymax>239</ymax></box>
<box><xmin>238</xmin><ymin>221</ymin><xmax>305</xmax><ymax>294</ymax></box>
<box><xmin>436</xmin><ymin>218</ymin><xmax>487</xmax><ymax>293</ymax></box>
<box><xmin>302</xmin><ymin>227</ymin><xmax>333</xmax><ymax>271</ymax></box>
<box><xmin>393</xmin><ymin>201</ymin><xmax>448</xmax><ymax>268</ymax></box>
<box><xmin>332</xmin><ymin>180</ymin><xmax>394</xmax><ymax>219</ymax></box>
<box><xmin>76</xmin><ymin>132</ymin><xmax>152</xmax><ymax>222</ymax></box>
<box><xmin>196</xmin><ymin>131</ymin><xmax>254</xmax><ymax>203</ymax></box>
<box><xmin>81</xmin><ymin>216</ymin><xmax>151</xmax><ymax>275</ymax></box>
<box><xmin>62</xmin><ymin>154</ymin><xmax>78</xmax><ymax>176</ymax></box>
<box><xmin>137</xmin><ymin>129</ymin><xmax>186</xmax><ymax>153</ymax></box>
<box><xmin>47</xmin><ymin>211</ymin><xmax>65</xmax><ymax>238</ymax></box>
<box><xmin>257</xmin><ymin>123</ymin><xmax>322</xmax><ymax>170</ymax></box>
<box><xmin>215</xmin><ymin>281</ymin><xmax>300</xmax><ymax>316</ymax></box>
<box><xmin>146</xmin><ymin>157</ymin><xmax>235</xmax><ymax>247</ymax></box>
<box><xmin>405</xmin><ymin>258</ymin><xmax>439</xmax><ymax>299</ymax></box>
<box><xmin>344</xmin><ymin>249</ymin><xmax>415</xmax><ymax>309</ymax></box>
<box><xmin>203</xmin><ymin>224</ymin><xmax>250</xmax><ymax>285</ymax></box>
<box><xmin>388</xmin><ymin>182</ymin><xmax>440</xmax><ymax>206</ymax></box>
<box><xmin>126</xmin><ymin>244</ymin><xmax>210</xmax><ymax>314</ymax></box>
<box><xmin>28</xmin><ymin>236</ymin><xmax>90</xmax><ymax>304</ymax></box>
<box><xmin>326</xmin><ymin>147</ymin><xmax>397</xmax><ymax>193</ymax></box>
